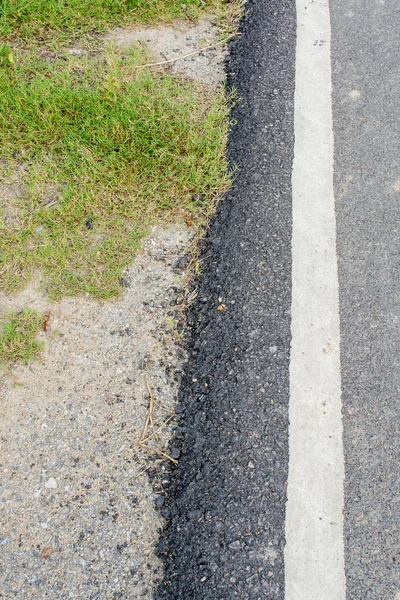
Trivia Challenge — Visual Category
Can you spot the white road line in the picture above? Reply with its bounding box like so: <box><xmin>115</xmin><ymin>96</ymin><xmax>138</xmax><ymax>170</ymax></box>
<box><xmin>284</xmin><ymin>1</ymin><xmax>346</xmax><ymax>599</ymax></box>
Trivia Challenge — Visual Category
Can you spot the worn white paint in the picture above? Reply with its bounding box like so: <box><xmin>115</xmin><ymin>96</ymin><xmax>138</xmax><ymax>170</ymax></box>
<box><xmin>285</xmin><ymin>1</ymin><xmax>346</xmax><ymax>599</ymax></box>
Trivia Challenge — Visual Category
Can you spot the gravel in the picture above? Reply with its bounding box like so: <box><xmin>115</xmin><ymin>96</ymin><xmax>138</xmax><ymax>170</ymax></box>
<box><xmin>157</xmin><ymin>1</ymin><xmax>296</xmax><ymax>598</ymax></box>
<box><xmin>0</xmin><ymin>226</ymin><xmax>192</xmax><ymax>599</ymax></box>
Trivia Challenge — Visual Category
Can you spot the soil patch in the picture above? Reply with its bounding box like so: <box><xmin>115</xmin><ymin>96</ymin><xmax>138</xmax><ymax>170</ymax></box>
<box><xmin>105</xmin><ymin>19</ymin><xmax>227</xmax><ymax>85</ymax></box>
<box><xmin>0</xmin><ymin>226</ymin><xmax>191</xmax><ymax>599</ymax></box>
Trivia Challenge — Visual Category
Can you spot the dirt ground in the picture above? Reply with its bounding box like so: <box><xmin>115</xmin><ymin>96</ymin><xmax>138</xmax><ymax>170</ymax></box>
<box><xmin>105</xmin><ymin>19</ymin><xmax>227</xmax><ymax>85</ymax></box>
<box><xmin>0</xmin><ymin>18</ymin><xmax>229</xmax><ymax>599</ymax></box>
<box><xmin>0</xmin><ymin>226</ymin><xmax>192</xmax><ymax>599</ymax></box>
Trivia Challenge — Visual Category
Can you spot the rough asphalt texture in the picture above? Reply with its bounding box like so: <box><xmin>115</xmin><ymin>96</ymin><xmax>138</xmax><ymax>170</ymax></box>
<box><xmin>331</xmin><ymin>1</ymin><xmax>400</xmax><ymax>598</ymax></box>
<box><xmin>157</xmin><ymin>1</ymin><xmax>296</xmax><ymax>598</ymax></box>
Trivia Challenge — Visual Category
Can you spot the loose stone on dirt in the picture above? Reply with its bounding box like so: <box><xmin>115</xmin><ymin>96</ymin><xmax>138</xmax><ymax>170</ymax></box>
<box><xmin>105</xmin><ymin>19</ymin><xmax>227</xmax><ymax>85</ymax></box>
<box><xmin>0</xmin><ymin>225</ymin><xmax>192</xmax><ymax>600</ymax></box>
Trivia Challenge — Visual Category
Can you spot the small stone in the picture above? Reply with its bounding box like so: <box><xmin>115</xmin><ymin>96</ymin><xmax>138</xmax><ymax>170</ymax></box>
<box><xmin>187</xmin><ymin>509</ymin><xmax>201</xmax><ymax>520</ymax></box>
<box><xmin>169</xmin><ymin>447</ymin><xmax>180</xmax><ymax>460</ymax></box>
<box><xmin>191</xmin><ymin>194</ymin><xmax>205</xmax><ymax>203</ymax></box>
<box><xmin>172</xmin><ymin>256</ymin><xmax>189</xmax><ymax>272</ymax></box>
<box><xmin>269</xmin><ymin>346</ymin><xmax>278</xmax><ymax>354</ymax></box>
<box><xmin>228</xmin><ymin>540</ymin><xmax>241</xmax><ymax>551</ymax></box>
<box><xmin>157</xmin><ymin>539</ymin><xmax>168</xmax><ymax>553</ymax></box>
<box><xmin>120</xmin><ymin>277</ymin><xmax>131</xmax><ymax>288</ymax></box>
<box><xmin>155</xmin><ymin>495</ymin><xmax>165</xmax><ymax>509</ymax></box>
<box><xmin>68</xmin><ymin>48</ymin><xmax>86</xmax><ymax>57</ymax></box>
<box><xmin>44</xmin><ymin>477</ymin><xmax>57</xmax><ymax>489</ymax></box>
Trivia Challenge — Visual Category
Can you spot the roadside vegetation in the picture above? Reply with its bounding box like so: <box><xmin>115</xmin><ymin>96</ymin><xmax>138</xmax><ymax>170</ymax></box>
<box><xmin>0</xmin><ymin>308</ymin><xmax>45</xmax><ymax>365</ymax></box>
<box><xmin>0</xmin><ymin>48</ymin><xmax>230</xmax><ymax>299</ymax></box>
<box><xmin>0</xmin><ymin>0</ymin><xmax>241</xmax><ymax>364</ymax></box>
<box><xmin>0</xmin><ymin>0</ymin><xmax>236</xmax><ymax>46</ymax></box>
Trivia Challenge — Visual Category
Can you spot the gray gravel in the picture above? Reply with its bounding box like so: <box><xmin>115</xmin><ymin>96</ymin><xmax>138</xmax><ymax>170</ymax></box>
<box><xmin>0</xmin><ymin>226</ymin><xmax>192</xmax><ymax>600</ymax></box>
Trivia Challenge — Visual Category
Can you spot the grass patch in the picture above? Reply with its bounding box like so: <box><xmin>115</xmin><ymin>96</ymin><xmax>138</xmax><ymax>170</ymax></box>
<box><xmin>0</xmin><ymin>47</ymin><xmax>231</xmax><ymax>299</ymax></box>
<box><xmin>0</xmin><ymin>0</ymin><xmax>238</xmax><ymax>47</ymax></box>
<box><xmin>0</xmin><ymin>308</ymin><xmax>44</xmax><ymax>365</ymax></box>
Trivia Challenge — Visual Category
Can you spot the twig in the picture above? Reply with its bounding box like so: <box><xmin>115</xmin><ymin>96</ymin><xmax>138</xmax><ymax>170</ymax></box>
<box><xmin>138</xmin><ymin>443</ymin><xmax>178</xmax><ymax>465</ymax></box>
<box><xmin>134</xmin><ymin>32</ymin><xmax>242</xmax><ymax>69</ymax></box>
<box><xmin>138</xmin><ymin>381</ymin><xmax>179</xmax><ymax>464</ymax></box>
<box><xmin>147</xmin><ymin>381</ymin><xmax>158</xmax><ymax>439</ymax></box>
<box><xmin>140</xmin><ymin>414</ymin><xmax>175</xmax><ymax>445</ymax></box>
<box><xmin>141</xmin><ymin>380</ymin><xmax>156</xmax><ymax>442</ymax></box>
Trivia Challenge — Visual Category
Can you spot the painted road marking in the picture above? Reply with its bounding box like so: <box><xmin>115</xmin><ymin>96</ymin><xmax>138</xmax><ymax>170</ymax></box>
<box><xmin>284</xmin><ymin>1</ymin><xmax>346</xmax><ymax>599</ymax></box>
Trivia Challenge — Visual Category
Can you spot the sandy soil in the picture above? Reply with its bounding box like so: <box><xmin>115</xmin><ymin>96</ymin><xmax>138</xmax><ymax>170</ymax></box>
<box><xmin>105</xmin><ymin>19</ymin><xmax>226</xmax><ymax>85</ymax></box>
<box><xmin>0</xmin><ymin>226</ymin><xmax>192</xmax><ymax>599</ymax></box>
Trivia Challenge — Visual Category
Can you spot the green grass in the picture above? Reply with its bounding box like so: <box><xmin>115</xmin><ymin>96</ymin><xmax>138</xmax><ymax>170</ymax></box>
<box><xmin>0</xmin><ymin>0</ymin><xmax>236</xmax><ymax>47</ymax></box>
<box><xmin>0</xmin><ymin>308</ymin><xmax>44</xmax><ymax>365</ymax></box>
<box><xmin>0</xmin><ymin>47</ymin><xmax>231</xmax><ymax>299</ymax></box>
<box><xmin>0</xmin><ymin>0</ymin><xmax>240</xmax><ymax>307</ymax></box>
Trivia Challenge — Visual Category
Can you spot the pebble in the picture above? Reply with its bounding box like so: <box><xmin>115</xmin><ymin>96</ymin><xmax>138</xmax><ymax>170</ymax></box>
<box><xmin>155</xmin><ymin>496</ymin><xmax>165</xmax><ymax>509</ymax></box>
<box><xmin>44</xmin><ymin>477</ymin><xmax>57</xmax><ymax>489</ymax></box>
<box><xmin>169</xmin><ymin>447</ymin><xmax>181</xmax><ymax>459</ymax></box>
<box><xmin>187</xmin><ymin>509</ymin><xmax>201</xmax><ymax>521</ymax></box>
<box><xmin>228</xmin><ymin>541</ymin><xmax>241</xmax><ymax>551</ymax></box>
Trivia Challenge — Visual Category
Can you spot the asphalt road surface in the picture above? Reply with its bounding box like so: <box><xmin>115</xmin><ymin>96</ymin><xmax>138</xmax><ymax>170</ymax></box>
<box><xmin>157</xmin><ymin>1</ymin><xmax>400</xmax><ymax>599</ymax></box>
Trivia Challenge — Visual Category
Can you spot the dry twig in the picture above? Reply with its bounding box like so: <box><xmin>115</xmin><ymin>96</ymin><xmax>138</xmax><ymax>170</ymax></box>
<box><xmin>140</xmin><ymin>380</ymin><xmax>156</xmax><ymax>441</ymax></box>
<box><xmin>140</xmin><ymin>414</ymin><xmax>175</xmax><ymax>445</ymax></box>
<box><xmin>138</xmin><ymin>444</ymin><xmax>178</xmax><ymax>465</ymax></box>
<box><xmin>134</xmin><ymin>32</ymin><xmax>242</xmax><ymax>69</ymax></box>
<box><xmin>138</xmin><ymin>380</ymin><xmax>178</xmax><ymax>464</ymax></box>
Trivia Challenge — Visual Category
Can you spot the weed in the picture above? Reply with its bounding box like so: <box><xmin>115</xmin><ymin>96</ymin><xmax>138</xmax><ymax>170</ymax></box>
<box><xmin>0</xmin><ymin>0</ymin><xmax>240</xmax><ymax>47</ymax></box>
<box><xmin>0</xmin><ymin>308</ymin><xmax>44</xmax><ymax>365</ymax></box>
<box><xmin>0</xmin><ymin>48</ymin><xmax>231</xmax><ymax>298</ymax></box>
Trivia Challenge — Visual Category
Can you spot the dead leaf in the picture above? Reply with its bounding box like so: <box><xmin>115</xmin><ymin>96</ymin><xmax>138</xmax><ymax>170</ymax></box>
<box><xmin>217</xmin><ymin>304</ymin><xmax>227</xmax><ymax>312</ymax></box>
<box><xmin>40</xmin><ymin>547</ymin><xmax>55</xmax><ymax>559</ymax></box>
<box><xmin>43</xmin><ymin>312</ymin><xmax>51</xmax><ymax>332</ymax></box>
<box><xmin>184</xmin><ymin>215</ymin><xmax>193</xmax><ymax>227</ymax></box>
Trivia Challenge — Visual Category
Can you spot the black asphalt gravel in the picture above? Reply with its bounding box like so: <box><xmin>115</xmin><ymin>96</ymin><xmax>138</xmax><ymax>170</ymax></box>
<box><xmin>157</xmin><ymin>1</ymin><xmax>296</xmax><ymax>598</ymax></box>
<box><xmin>331</xmin><ymin>1</ymin><xmax>400</xmax><ymax>598</ymax></box>
<box><xmin>157</xmin><ymin>1</ymin><xmax>400</xmax><ymax>599</ymax></box>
